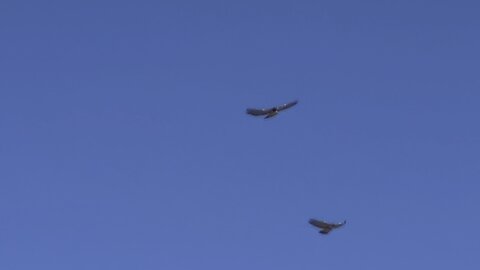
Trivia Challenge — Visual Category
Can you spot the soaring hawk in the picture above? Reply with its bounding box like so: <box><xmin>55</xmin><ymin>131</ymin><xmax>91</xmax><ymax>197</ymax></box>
<box><xmin>246</xmin><ymin>100</ymin><xmax>298</xmax><ymax>119</ymax></box>
<box><xmin>309</xmin><ymin>219</ymin><xmax>346</xmax><ymax>235</ymax></box>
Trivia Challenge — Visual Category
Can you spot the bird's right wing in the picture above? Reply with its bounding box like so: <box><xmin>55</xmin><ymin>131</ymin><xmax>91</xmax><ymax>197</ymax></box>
<box><xmin>309</xmin><ymin>219</ymin><xmax>329</xmax><ymax>229</ymax></box>
<box><xmin>246</xmin><ymin>108</ymin><xmax>270</xmax><ymax>116</ymax></box>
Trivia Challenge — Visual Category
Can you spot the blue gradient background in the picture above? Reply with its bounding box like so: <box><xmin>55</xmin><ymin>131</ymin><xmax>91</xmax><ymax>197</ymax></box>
<box><xmin>1</xmin><ymin>0</ymin><xmax>479</xmax><ymax>269</ymax></box>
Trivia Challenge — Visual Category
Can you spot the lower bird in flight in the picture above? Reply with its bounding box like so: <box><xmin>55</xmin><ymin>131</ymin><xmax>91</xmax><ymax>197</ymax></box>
<box><xmin>246</xmin><ymin>100</ymin><xmax>298</xmax><ymax>119</ymax></box>
<box><xmin>309</xmin><ymin>218</ymin><xmax>346</xmax><ymax>235</ymax></box>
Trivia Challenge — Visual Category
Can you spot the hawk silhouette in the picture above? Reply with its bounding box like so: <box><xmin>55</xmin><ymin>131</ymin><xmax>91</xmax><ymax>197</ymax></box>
<box><xmin>309</xmin><ymin>219</ymin><xmax>346</xmax><ymax>235</ymax></box>
<box><xmin>246</xmin><ymin>100</ymin><xmax>298</xmax><ymax>119</ymax></box>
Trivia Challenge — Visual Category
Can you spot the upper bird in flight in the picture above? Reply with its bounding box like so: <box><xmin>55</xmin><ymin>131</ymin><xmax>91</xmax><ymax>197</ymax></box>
<box><xmin>246</xmin><ymin>100</ymin><xmax>298</xmax><ymax>119</ymax></box>
<box><xmin>309</xmin><ymin>218</ymin><xmax>346</xmax><ymax>235</ymax></box>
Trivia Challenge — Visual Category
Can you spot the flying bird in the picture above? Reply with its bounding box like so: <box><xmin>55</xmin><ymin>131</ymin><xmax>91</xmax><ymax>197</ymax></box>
<box><xmin>246</xmin><ymin>100</ymin><xmax>298</xmax><ymax>119</ymax></box>
<box><xmin>309</xmin><ymin>218</ymin><xmax>346</xmax><ymax>235</ymax></box>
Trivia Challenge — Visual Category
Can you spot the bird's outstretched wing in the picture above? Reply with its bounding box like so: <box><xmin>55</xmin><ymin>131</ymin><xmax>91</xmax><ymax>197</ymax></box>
<box><xmin>309</xmin><ymin>219</ymin><xmax>330</xmax><ymax>229</ymax></box>
<box><xmin>331</xmin><ymin>220</ymin><xmax>347</xmax><ymax>228</ymax></box>
<box><xmin>277</xmin><ymin>100</ymin><xmax>298</xmax><ymax>111</ymax></box>
<box><xmin>246</xmin><ymin>108</ymin><xmax>271</xmax><ymax>116</ymax></box>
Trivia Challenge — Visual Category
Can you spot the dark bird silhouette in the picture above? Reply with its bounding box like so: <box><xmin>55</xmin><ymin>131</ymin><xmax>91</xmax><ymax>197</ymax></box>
<box><xmin>246</xmin><ymin>100</ymin><xmax>298</xmax><ymax>119</ymax></box>
<box><xmin>309</xmin><ymin>218</ymin><xmax>346</xmax><ymax>235</ymax></box>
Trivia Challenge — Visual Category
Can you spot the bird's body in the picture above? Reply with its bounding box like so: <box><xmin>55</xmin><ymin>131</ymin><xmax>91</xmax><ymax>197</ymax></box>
<box><xmin>265</xmin><ymin>110</ymin><xmax>278</xmax><ymax>119</ymax></box>
<box><xmin>309</xmin><ymin>219</ymin><xmax>346</xmax><ymax>235</ymax></box>
<box><xmin>246</xmin><ymin>100</ymin><xmax>298</xmax><ymax>119</ymax></box>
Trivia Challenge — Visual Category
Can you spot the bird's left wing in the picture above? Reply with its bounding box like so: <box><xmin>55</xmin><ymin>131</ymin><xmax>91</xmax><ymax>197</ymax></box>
<box><xmin>332</xmin><ymin>220</ymin><xmax>346</xmax><ymax>228</ymax></box>
<box><xmin>277</xmin><ymin>100</ymin><xmax>298</xmax><ymax>111</ymax></box>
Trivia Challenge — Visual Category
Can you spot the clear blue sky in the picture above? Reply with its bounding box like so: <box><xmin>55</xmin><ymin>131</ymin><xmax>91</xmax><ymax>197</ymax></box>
<box><xmin>1</xmin><ymin>0</ymin><xmax>479</xmax><ymax>269</ymax></box>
